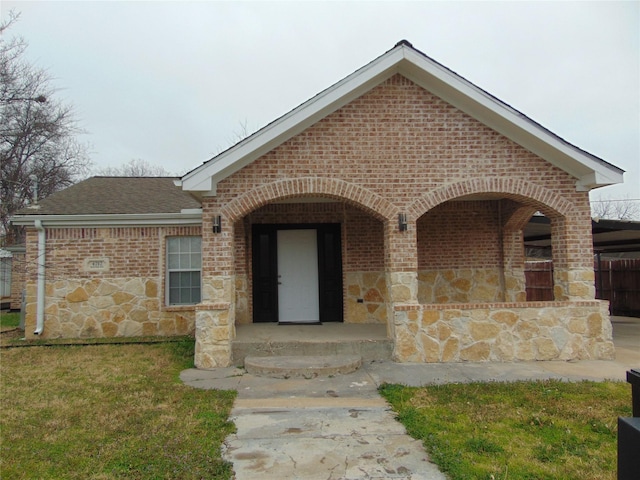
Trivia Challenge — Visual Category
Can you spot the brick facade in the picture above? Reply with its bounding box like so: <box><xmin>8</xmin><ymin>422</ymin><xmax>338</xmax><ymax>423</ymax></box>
<box><xmin>193</xmin><ymin>74</ymin><xmax>606</xmax><ymax>367</ymax></box>
<box><xmin>22</xmin><ymin>226</ymin><xmax>199</xmax><ymax>338</ymax></box>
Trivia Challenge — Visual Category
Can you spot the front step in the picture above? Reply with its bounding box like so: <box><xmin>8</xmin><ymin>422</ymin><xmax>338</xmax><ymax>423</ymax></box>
<box><xmin>244</xmin><ymin>355</ymin><xmax>362</xmax><ymax>379</ymax></box>
<box><xmin>231</xmin><ymin>338</ymin><xmax>393</xmax><ymax>365</ymax></box>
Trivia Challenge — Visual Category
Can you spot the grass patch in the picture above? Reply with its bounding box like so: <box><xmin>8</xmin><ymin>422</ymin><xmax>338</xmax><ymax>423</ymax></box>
<box><xmin>0</xmin><ymin>311</ymin><xmax>20</xmax><ymax>329</ymax></box>
<box><xmin>380</xmin><ymin>380</ymin><xmax>631</xmax><ymax>480</ymax></box>
<box><xmin>0</xmin><ymin>339</ymin><xmax>236</xmax><ymax>479</ymax></box>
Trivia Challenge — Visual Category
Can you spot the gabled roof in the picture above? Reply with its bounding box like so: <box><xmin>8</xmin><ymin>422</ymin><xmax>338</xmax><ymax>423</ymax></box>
<box><xmin>179</xmin><ymin>40</ymin><xmax>624</xmax><ymax>195</ymax></box>
<box><xmin>12</xmin><ymin>177</ymin><xmax>202</xmax><ymax>227</ymax></box>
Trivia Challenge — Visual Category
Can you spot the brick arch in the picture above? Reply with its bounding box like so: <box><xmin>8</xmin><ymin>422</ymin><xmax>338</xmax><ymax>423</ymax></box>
<box><xmin>408</xmin><ymin>178</ymin><xmax>575</xmax><ymax>220</ymax></box>
<box><xmin>221</xmin><ymin>177</ymin><xmax>397</xmax><ymax>222</ymax></box>
<box><xmin>503</xmin><ymin>205</ymin><xmax>538</xmax><ymax>231</ymax></box>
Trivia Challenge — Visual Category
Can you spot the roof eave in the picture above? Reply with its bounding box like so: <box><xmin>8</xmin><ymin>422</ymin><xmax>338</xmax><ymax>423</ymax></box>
<box><xmin>11</xmin><ymin>211</ymin><xmax>203</xmax><ymax>227</ymax></box>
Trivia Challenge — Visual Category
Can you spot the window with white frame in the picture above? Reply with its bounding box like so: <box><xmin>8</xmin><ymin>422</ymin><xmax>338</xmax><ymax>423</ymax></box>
<box><xmin>0</xmin><ymin>257</ymin><xmax>11</xmax><ymax>298</ymax></box>
<box><xmin>166</xmin><ymin>236</ymin><xmax>201</xmax><ymax>305</ymax></box>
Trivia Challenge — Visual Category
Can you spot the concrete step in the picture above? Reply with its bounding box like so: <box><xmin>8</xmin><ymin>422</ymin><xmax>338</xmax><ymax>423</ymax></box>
<box><xmin>244</xmin><ymin>354</ymin><xmax>362</xmax><ymax>379</ymax></box>
<box><xmin>231</xmin><ymin>338</ymin><xmax>393</xmax><ymax>365</ymax></box>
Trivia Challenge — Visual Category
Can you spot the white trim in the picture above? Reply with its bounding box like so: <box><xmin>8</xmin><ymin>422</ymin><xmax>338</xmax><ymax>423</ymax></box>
<box><xmin>180</xmin><ymin>43</ymin><xmax>623</xmax><ymax>194</ymax></box>
<box><xmin>34</xmin><ymin>220</ymin><xmax>45</xmax><ymax>335</ymax></box>
<box><xmin>11</xmin><ymin>212</ymin><xmax>202</xmax><ymax>227</ymax></box>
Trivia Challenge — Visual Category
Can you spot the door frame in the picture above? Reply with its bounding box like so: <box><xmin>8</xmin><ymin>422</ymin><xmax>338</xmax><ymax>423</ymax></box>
<box><xmin>251</xmin><ymin>223</ymin><xmax>343</xmax><ymax>323</ymax></box>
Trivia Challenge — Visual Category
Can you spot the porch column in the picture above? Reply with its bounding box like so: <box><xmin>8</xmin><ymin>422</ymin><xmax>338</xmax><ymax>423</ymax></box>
<box><xmin>500</xmin><ymin>201</ymin><xmax>534</xmax><ymax>303</ymax></box>
<box><xmin>551</xmin><ymin>212</ymin><xmax>595</xmax><ymax>301</ymax></box>
<box><xmin>194</xmin><ymin>211</ymin><xmax>236</xmax><ymax>369</ymax></box>
<box><xmin>384</xmin><ymin>217</ymin><xmax>419</xmax><ymax>362</ymax></box>
<box><xmin>502</xmin><ymin>229</ymin><xmax>527</xmax><ymax>302</ymax></box>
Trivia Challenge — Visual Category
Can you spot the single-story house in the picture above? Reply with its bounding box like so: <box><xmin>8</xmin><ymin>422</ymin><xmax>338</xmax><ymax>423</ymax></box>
<box><xmin>12</xmin><ymin>41</ymin><xmax>624</xmax><ymax>368</ymax></box>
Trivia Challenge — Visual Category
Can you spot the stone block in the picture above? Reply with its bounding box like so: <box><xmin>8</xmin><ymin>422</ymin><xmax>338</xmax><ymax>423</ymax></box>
<box><xmin>159</xmin><ymin>319</ymin><xmax>176</xmax><ymax>335</ymax></box>
<box><xmin>491</xmin><ymin>310</ymin><xmax>518</xmax><ymax>327</ymax></box>
<box><xmin>142</xmin><ymin>322</ymin><xmax>158</xmax><ymax>336</ymax></box>
<box><xmin>534</xmin><ymin>337</ymin><xmax>559</xmax><ymax>360</ymax></box>
<box><xmin>460</xmin><ymin>342</ymin><xmax>490</xmax><ymax>362</ymax></box>
<box><xmin>442</xmin><ymin>337</ymin><xmax>460</xmax><ymax>362</ymax></box>
<box><xmin>587</xmin><ymin>312</ymin><xmax>603</xmax><ymax>336</ymax></box>
<box><xmin>452</xmin><ymin>278</ymin><xmax>471</xmax><ymax>292</ymax></box>
<box><xmin>422</xmin><ymin>310</ymin><xmax>440</xmax><ymax>326</ymax></box>
<box><xmin>364</xmin><ymin>288</ymin><xmax>383</xmax><ymax>303</ymax></box>
<box><xmin>470</xmin><ymin>322</ymin><xmax>500</xmax><ymax>341</ymax></box>
<box><xmin>144</xmin><ymin>279</ymin><xmax>158</xmax><ymax>298</ymax></box>
<box><xmin>80</xmin><ymin>317</ymin><xmax>101</xmax><ymax>338</ymax></box>
<box><xmin>391</xmin><ymin>284</ymin><xmax>412</xmax><ymax>303</ymax></box>
<box><xmin>66</xmin><ymin>287</ymin><xmax>88</xmax><ymax>303</ymax></box>
<box><xmin>103</xmin><ymin>322</ymin><xmax>118</xmax><ymax>337</ymax></box>
<box><xmin>420</xmin><ymin>333</ymin><xmax>440</xmax><ymax>362</ymax></box>
<box><xmin>394</xmin><ymin>327</ymin><xmax>419</xmax><ymax>362</ymax></box>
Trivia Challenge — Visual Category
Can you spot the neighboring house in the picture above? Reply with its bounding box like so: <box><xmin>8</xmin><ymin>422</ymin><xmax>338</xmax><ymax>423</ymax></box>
<box><xmin>2</xmin><ymin>245</ymin><xmax>26</xmax><ymax>311</ymax></box>
<box><xmin>0</xmin><ymin>249</ymin><xmax>12</xmax><ymax>309</ymax></box>
<box><xmin>12</xmin><ymin>41</ymin><xmax>624</xmax><ymax>368</ymax></box>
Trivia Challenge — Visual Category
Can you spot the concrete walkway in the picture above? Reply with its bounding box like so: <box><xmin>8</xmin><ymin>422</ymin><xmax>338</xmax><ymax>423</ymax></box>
<box><xmin>180</xmin><ymin>316</ymin><xmax>639</xmax><ymax>479</ymax></box>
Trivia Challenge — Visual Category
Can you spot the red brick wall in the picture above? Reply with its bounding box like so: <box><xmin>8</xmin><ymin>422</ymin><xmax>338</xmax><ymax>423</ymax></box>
<box><xmin>24</xmin><ymin>226</ymin><xmax>200</xmax><ymax>281</ymax></box>
<box><xmin>214</xmin><ymin>75</ymin><xmax>585</xmax><ymax>210</ymax></box>
<box><xmin>417</xmin><ymin>201</ymin><xmax>501</xmax><ymax>270</ymax></box>
<box><xmin>9</xmin><ymin>251</ymin><xmax>25</xmax><ymax>310</ymax></box>
<box><xmin>204</xmin><ymin>74</ymin><xmax>592</xmax><ymax>278</ymax></box>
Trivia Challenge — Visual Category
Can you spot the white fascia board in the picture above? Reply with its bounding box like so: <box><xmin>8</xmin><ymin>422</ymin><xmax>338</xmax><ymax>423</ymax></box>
<box><xmin>11</xmin><ymin>212</ymin><xmax>203</xmax><ymax>228</ymax></box>
<box><xmin>398</xmin><ymin>48</ymin><xmax>624</xmax><ymax>189</ymax></box>
<box><xmin>181</xmin><ymin>49</ymin><xmax>405</xmax><ymax>192</ymax></box>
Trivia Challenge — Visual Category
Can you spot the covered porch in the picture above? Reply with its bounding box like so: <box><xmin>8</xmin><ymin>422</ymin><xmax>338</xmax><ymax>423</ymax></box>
<box><xmin>194</xmin><ymin>177</ymin><xmax>613</xmax><ymax>368</ymax></box>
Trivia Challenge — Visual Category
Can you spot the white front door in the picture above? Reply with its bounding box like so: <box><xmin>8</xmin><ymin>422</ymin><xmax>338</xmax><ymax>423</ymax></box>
<box><xmin>277</xmin><ymin>229</ymin><xmax>320</xmax><ymax>323</ymax></box>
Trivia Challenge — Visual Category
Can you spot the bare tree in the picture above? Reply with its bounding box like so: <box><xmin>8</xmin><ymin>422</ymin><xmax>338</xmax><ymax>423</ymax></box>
<box><xmin>1</xmin><ymin>12</ymin><xmax>91</xmax><ymax>245</ymax></box>
<box><xmin>591</xmin><ymin>195</ymin><xmax>640</xmax><ymax>221</ymax></box>
<box><xmin>94</xmin><ymin>158</ymin><xmax>173</xmax><ymax>177</ymax></box>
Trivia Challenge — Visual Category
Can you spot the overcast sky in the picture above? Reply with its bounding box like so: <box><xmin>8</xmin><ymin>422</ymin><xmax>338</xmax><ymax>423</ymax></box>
<box><xmin>3</xmin><ymin>1</ymin><xmax>638</xmax><ymax>203</ymax></box>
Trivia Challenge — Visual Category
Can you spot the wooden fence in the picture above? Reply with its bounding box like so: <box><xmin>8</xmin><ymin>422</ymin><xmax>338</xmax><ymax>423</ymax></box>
<box><xmin>524</xmin><ymin>261</ymin><xmax>554</xmax><ymax>302</ymax></box>
<box><xmin>525</xmin><ymin>259</ymin><xmax>640</xmax><ymax>317</ymax></box>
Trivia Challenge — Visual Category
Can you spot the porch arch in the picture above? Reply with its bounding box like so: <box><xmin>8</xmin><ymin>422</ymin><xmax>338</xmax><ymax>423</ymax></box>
<box><xmin>408</xmin><ymin>177</ymin><xmax>575</xmax><ymax>220</ymax></box>
<box><xmin>410</xmin><ymin>178</ymin><xmax>584</xmax><ymax>304</ymax></box>
<box><xmin>222</xmin><ymin>177</ymin><xmax>398</xmax><ymax>222</ymax></box>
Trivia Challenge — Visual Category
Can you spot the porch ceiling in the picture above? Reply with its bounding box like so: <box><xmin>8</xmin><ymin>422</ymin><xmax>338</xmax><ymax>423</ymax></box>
<box><xmin>525</xmin><ymin>216</ymin><xmax>640</xmax><ymax>255</ymax></box>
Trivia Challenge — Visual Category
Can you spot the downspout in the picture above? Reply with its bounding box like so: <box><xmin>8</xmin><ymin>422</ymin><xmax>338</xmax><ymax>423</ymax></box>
<box><xmin>34</xmin><ymin>219</ymin><xmax>45</xmax><ymax>335</ymax></box>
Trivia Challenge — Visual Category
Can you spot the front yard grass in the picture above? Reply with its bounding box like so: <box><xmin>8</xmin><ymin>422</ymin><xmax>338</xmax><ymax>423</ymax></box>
<box><xmin>380</xmin><ymin>380</ymin><xmax>631</xmax><ymax>480</ymax></box>
<box><xmin>0</xmin><ymin>339</ymin><xmax>236</xmax><ymax>479</ymax></box>
<box><xmin>0</xmin><ymin>311</ymin><xmax>20</xmax><ymax>329</ymax></box>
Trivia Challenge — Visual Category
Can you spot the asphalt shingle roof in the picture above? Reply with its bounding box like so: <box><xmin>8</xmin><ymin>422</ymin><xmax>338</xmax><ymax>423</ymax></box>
<box><xmin>17</xmin><ymin>177</ymin><xmax>201</xmax><ymax>215</ymax></box>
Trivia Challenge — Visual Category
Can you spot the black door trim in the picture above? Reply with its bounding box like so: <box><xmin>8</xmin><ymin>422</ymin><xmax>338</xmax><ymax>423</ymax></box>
<box><xmin>251</xmin><ymin>223</ymin><xmax>343</xmax><ymax>323</ymax></box>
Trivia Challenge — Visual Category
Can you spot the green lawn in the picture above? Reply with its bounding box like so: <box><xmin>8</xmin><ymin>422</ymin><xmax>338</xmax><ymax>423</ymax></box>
<box><xmin>0</xmin><ymin>339</ymin><xmax>236</xmax><ymax>479</ymax></box>
<box><xmin>380</xmin><ymin>380</ymin><xmax>631</xmax><ymax>480</ymax></box>
<box><xmin>0</xmin><ymin>311</ymin><xmax>20</xmax><ymax>329</ymax></box>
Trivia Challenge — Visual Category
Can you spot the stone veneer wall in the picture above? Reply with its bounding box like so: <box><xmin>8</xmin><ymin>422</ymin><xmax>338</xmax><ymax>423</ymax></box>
<box><xmin>345</xmin><ymin>272</ymin><xmax>387</xmax><ymax>324</ymax></box>
<box><xmin>393</xmin><ymin>300</ymin><xmax>614</xmax><ymax>363</ymax></box>
<box><xmin>25</xmin><ymin>278</ymin><xmax>195</xmax><ymax>338</ymax></box>
<box><xmin>418</xmin><ymin>268</ymin><xmax>503</xmax><ymax>304</ymax></box>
